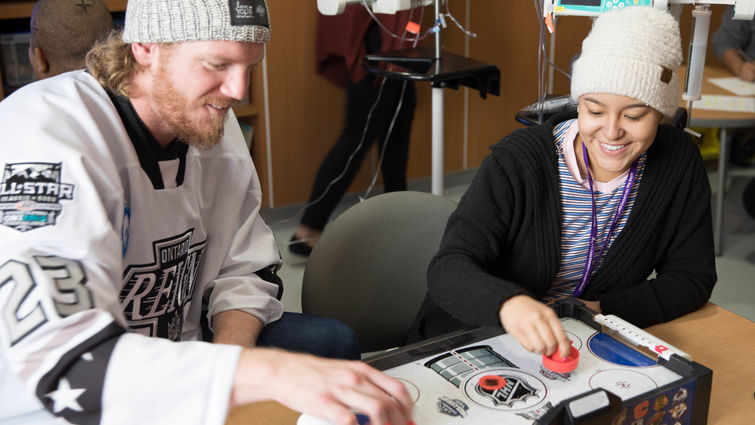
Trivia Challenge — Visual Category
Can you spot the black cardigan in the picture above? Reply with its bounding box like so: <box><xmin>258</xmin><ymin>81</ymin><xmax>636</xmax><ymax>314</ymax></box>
<box><xmin>409</xmin><ymin>112</ymin><xmax>717</xmax><ymax>341</ymax></box>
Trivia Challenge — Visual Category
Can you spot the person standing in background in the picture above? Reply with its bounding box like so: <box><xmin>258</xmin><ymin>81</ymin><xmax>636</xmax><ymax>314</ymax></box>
<box><xmin>289</xmin><ymin>5</ymin><xmax>418</xmax><ymax>256</ymax></box>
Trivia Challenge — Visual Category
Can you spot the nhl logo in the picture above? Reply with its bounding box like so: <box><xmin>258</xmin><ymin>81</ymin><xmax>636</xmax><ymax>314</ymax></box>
<box><xmin>475</xmin><ymin>374</ymin><xmax>540</xmax><ymax>408</ymax></box>
<box><xmin>463</xmin><ymin>369</ymin><xmax>547</xmax><ymax>410</ymax></box>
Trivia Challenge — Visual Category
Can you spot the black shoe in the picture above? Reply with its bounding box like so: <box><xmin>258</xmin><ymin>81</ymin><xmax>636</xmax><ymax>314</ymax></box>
<box><xmin>288</xmin><ymin>234</ymin><xmax>313</xmax><ymax>257</ymax></box>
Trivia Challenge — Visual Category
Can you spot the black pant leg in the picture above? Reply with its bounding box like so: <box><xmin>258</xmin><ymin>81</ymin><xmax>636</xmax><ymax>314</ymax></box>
<box><xmin>374</xmin><ymin>79</ymin><xmax>415</xmax><ymax>192</ymax></box>
<box><xmin>300</xmin><ymin>77</ymin><xmax>383</xmax><ymax>230</ymax></box>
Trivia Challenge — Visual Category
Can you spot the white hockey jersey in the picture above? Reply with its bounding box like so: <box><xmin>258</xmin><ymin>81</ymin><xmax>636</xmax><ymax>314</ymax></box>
<box><xmin>0</xmin><ymin>71</ymin><xmax>284</xmax><ymax>424</ymax></box>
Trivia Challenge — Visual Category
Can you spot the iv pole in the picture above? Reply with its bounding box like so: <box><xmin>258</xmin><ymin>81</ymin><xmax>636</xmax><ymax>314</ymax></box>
<box><xmin>419</xmin><ymin>0</ymin><xmax>500</xmax><ymax>196</ymax></box>
<box><xmin>431</xmin><ymin>0</ymin><xmax>444</xmax><ymax>195</ymax></box>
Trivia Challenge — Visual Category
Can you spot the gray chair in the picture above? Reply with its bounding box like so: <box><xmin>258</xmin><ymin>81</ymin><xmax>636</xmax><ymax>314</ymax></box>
<box><xmin>301</xmin><ymin>191</ymin><xmax>457</xmax><ymax>353</ymax></box>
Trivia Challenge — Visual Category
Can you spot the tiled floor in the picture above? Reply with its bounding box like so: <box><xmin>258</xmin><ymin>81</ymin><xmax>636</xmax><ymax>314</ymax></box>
<box><xmin>261</xmin><ymin>167</ymin><xmax>755</xmax><ymax>322</ymax></box>
<box><xmin>706</xmin><ymin>172</ymin><xmax>755</xmax><ymax>321</ymax></box>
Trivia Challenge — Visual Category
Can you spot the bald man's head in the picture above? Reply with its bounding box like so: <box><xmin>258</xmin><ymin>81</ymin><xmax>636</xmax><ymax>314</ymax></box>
<box><xmin>30</xmin><ymin>0</ymin><xmax>114</xmax><ymax>78</ymax></box>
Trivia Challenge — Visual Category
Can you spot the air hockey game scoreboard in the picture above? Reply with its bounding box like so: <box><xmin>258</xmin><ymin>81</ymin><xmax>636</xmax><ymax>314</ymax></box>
<box><xmin>300</xmin><ymin>299</ymin><xmax>712</xmax><ymax>425</ymax></box>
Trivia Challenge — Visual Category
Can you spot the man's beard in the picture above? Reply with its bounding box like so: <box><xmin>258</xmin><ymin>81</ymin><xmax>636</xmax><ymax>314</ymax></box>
<box><xmin>151</xmin><ymin>64</ymin><xmax>234</xmax><ymax>150</ymax></box>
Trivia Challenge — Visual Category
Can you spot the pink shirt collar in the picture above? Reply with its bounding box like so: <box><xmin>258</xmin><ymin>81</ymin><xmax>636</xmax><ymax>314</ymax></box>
<box><xmin>562</xmin><ymin>120</ymin><xmax>629</xmax><ymax>194</ymax></box>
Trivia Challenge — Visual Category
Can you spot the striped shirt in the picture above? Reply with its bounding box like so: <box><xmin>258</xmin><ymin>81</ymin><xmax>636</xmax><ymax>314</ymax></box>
<box><xmin>542</xmin><ymin>119</ymin><xmax>646</xmax><ymax>302</ymax></box>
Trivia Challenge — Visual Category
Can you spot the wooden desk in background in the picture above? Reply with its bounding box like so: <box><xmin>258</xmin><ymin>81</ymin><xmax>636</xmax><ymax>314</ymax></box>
<box><xmin>678</xmin><ymin>66</ymin><xmax>755</xmax><ymax>256</ymax></box>
<box><xmin>227</xmin><ymin>303</ymin><xmax>755</xmax><ymax>425</ymax></box>
<box><xmin>679</xmin><ymin>65</ymin><xmax>754</xmax><ymax>126</ymax></box>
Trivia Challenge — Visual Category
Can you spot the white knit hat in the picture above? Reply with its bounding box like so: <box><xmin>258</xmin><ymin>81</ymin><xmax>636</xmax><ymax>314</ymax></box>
<box><xmin>570</xmin><ymin>6</ymin><xmax>682</xmax><ymax>118</ymax></box>
<box><xmin>122</xmin><ymin>0</ymin><xmax>270</xmax><ymax>44</ymax></box>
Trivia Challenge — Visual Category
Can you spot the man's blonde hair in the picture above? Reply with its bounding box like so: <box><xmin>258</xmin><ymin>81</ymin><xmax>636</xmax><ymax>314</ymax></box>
<box><xmin>85</xmin><ymin>31</ymin><xmax>143</xmax><ymax>98</ymax></box>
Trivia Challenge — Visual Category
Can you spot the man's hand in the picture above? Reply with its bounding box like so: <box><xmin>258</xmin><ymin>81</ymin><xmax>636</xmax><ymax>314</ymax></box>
<box><xmin>499</xmin><ymin>295</ymin><xmax>571</xmax><ymax>359</ymax></box>
<box><xmin>232</xmin><ymin>348</ymin><xmax>414</xmax><ymax>425</ymax></box>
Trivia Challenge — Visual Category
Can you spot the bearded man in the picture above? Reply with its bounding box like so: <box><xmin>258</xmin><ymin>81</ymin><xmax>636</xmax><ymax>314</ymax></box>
<box><xmin>0</xmin><ymin>1</ymin><xmax>413</xmax><ymax>425</ymax></box>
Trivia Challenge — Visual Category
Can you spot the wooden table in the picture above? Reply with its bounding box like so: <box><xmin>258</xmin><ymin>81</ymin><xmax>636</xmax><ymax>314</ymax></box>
<box><xmin>227</xmin><ymin>303</ymin><xmax>755</xmax><ymax>424</ymax></box>
<box><xmin>226</xmin><ymin>400</ymin><xmax>300</xmax><ymax>425</ymax></box>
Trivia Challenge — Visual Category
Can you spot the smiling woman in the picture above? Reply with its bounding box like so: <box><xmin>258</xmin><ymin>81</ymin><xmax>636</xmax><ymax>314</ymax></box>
<box><xmin>575</xmin><ymin>94</ymin><xmax>663</xmax><ymax>183</ymax></box>
<box><xmin>409</xmin><ymin>6</ymin><xmax>717</xmax><ymax>364</ymax></box>
<box><xmin>0</xmin><ymin>1</ymin><xmax>417</xmax><ymax>424</ymax></box>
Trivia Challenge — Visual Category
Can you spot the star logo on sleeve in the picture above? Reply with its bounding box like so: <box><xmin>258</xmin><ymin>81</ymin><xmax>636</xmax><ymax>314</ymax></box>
<box><xmin>46</xmin><ymin>378</ymin><xmax>86</xmax><ymax>413</ymax></box>
<box><xmin>34</xmin><ymin>329</ymin><xmax>122</xmax><ymax>424</ymax></box>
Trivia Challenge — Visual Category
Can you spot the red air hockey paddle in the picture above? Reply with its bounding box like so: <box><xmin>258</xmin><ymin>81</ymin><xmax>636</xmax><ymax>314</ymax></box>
<box><xmin>543</xmin><ymin>344</ymin><xmax>580</xmax><ymax>374</ymax></box>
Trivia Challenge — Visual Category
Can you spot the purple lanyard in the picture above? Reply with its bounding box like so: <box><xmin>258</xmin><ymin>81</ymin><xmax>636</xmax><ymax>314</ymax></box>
<box><xmin>573</xmin><ymin>143</ymin><xmax>637</xmax><ymax>297</ymax></box>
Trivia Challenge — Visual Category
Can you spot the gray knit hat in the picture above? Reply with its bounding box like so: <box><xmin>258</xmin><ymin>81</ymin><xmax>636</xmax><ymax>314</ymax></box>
<box><xmin>571</xmin><ymin>6</ymin><xmax>682</xmax><ymax>118</ymax></box>
<box><xmin>122</xmin><ymin>0</ymin><xmax>270</xmax><ymax>44</ymax></box>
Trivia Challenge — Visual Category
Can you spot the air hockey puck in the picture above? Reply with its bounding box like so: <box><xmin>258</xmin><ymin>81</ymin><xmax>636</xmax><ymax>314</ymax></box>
<box><xmin>478</xmin><ymin>374</ymin><xmax>507</xmax><ymax>391</ymax></box>
<box><xmin>542</xmin><ymin>345</ymin><xmax>579</xmax><ymax>374</ymax></box>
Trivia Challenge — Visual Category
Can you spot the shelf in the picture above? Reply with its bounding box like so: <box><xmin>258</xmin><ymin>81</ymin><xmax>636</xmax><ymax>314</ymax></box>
<box><xmin>0</xmin><ymin>2</ymin><xmax>34</xmax><ymax>19</ymax></box>
<box><xmin>233</xmin><ymin>103</ymin><xmax>259</xmax><ymax>118</ymax></box>
<box><xmin>363</xmin><ymin>46</ymin><xmax>501</xmax><ymax>99</ymax></box>
<box><xmin>104</xmin><ymin>0</ymin><xmax>127</xmax><ymax>11</ymax></box>
<box><xmin>0</xmin><ymin>0</ymin><xmax>126</xmax><ymax>19</ymax></box>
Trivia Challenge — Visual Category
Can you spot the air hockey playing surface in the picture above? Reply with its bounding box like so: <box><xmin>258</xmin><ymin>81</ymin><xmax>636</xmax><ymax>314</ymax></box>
<box><xmin>298</xmin><ymin>301</ymin><xmax>711</xmax><ymax>425</ymax></box>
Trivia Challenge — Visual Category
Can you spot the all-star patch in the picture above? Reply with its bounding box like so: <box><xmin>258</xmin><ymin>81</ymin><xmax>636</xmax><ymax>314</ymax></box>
<box><xmin>229</xmin><ymin>0</ymin><xmax>269</xmax><ymax>28</ymax></box>
<box><xmin>0</xmin><ymin>162</ymin><xmax>75</xmax><ymax>232</ymax></box>
<box><xmin>437</xmin><ymin>396</ymin><xmax>469</xmax><ymax>418</ymax></box>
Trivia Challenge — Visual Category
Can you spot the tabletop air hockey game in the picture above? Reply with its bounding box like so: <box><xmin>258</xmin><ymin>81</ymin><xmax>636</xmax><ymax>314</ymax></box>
<box><xmin>299</xmin><ymin>299</ymin><xmax>711</xmax><ymax>425</ymax></box>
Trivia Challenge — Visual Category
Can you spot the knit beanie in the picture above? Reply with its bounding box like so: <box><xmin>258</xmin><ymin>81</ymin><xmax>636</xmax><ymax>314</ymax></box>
<box><xmin>570</xmin><ymin>6</ymin><xmax>682</xmax><ymax>118</ymax></box>
<box><xmin>122</xmin><ymin>0</ymin><xmax>270</xmax><ymax>44</ymax></box>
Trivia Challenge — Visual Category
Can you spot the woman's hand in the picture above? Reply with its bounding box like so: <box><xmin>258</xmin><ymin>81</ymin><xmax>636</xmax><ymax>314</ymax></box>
<box><xmin>499</xmin><ymin>295</ymin><xmax>572</xmax><ymax>359</ymax></box>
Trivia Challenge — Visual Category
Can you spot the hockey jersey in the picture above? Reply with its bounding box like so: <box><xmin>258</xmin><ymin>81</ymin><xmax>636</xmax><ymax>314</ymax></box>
<box><xmin>0</xmin><ymin>71</ymin><xmax>284</xmax><ymax>424</ymax></box>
